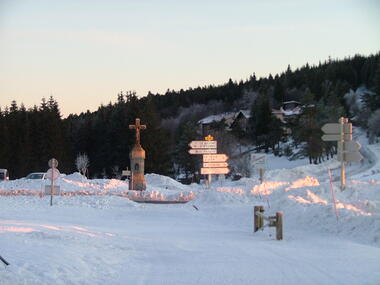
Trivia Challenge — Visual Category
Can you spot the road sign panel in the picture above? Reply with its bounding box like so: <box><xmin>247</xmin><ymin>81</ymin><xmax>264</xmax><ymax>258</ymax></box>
<box><xmin>44</xmin><ymin>185</ymin><xmax>61</xmax><ymax>195</ymax></box>
<box><xmin>322</xmin><ymin>134</ymin><xmax>352</xmax><ymax>141</ymax></box>
<box><xmin>254</xmin><ymin>163</ymin><xmax>266</xmax><ymax>169</ymax></box>
<box><xmin>189</xmin><ymin>141</ymin><xmax>217</xmax><ymax>149</ymax></box>
<box><xmin>322</xmin><ymin>123</ymin><xmax>352</xmax><ymax>134</ymax></box>
<box><xmin>48</xmin><ymin>158</ymin><xmax>58</xmax><ymax>168</ymax></box>
<box><xmin>203</xmin><ymin>154</ymin><xmax>229</xmax><ymax>162</ymax></box>
<box><xmin>189</xmin><ymin>148</ymin><xmax>217</xmax><ymax>154</ymax></box>
<box><xmin>345</xmin><ymin>152</ymin><xmax>363</xmax><ymax>162</ymax></box>
<box><xmin>204</xmin><ymin>135</ymin><xmax>214</xmax><ymax>141</ymax></box>
<box><xmin>251</xmin><ymin>155</ymin><xmax>266</xmax><ymax>167</ymax></box>
<box><xmin>46</xmin><ymin>168</ymin><xmax>60</xmax><ymax>181</ymax></box>
<box><xmin>201</xmin><ymin>167</ymin><xmax>230</xmax><ymax>175</ymax></box>
<box><xmin>338</xmin><ymin>151</ymin><xmax>363</xmax><ymax>162</ymax></box>
<box><xmin>203</xmin><ymin>162</ymin><xmax>228</xmax><ymax>168</ymax></box>
<box><xmin>344</xmin><ymin>141</ymin><xmax>361</xmax><ymax>152</ymax></box>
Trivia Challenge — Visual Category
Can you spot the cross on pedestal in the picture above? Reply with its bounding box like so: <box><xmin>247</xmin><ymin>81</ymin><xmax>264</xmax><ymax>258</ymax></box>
<box><xmin>129</xmin><ymin>118</ymin><xmax>146</xmax><ymax>145</ymax></box>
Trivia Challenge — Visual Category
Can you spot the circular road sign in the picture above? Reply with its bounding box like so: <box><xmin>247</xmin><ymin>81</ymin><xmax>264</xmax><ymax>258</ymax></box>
<box><xmin>48</xmin><ymin>158</ymin><xmax>59</xmax><ymax>168</ymax></box>
<box><xmin>46</xmin><ymin>168</ymin><xmax>60</xmax><ymax>181</ymax></box>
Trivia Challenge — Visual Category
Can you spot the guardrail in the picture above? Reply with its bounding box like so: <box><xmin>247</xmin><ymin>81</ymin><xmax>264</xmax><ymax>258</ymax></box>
<box><xmin>253</xmin><ymin>205</ymin><xmax>283</xmax><ymax>240</ymax></box>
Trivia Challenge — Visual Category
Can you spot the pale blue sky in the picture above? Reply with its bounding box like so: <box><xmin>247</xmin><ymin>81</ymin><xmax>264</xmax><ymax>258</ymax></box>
<box><xmin>1</xmin><ymin>0</ymin><xmax>379</xmax><ymax>116</ymax></box>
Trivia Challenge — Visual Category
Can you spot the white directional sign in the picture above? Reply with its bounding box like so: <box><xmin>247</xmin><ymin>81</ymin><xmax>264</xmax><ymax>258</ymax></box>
<box><xmin>189</xmin><ymin>148</ymin><xmax>217</xmax><ymax>154</ymax></box>
<box><xmin>189</xmin><ymin>141</ymin><xmax>217</xmax><ymax>149</ymax></box>
<box><xmin>322</xmin><ymin>134</ymin><xmax>353</xmax><ymax>141</ymax></box>
<box><xmin>201</xmin><ymin>167</ymin><xmax>230</xmax><ymax>175</ymax></box>
<box><xmin>321</xmin><ymin>123</ymin><xmax>352</xmax><ymax>134</ymax></box>
<box><xmin>344</xmin><ymin>152</ymin><xmax>363</xmax><ymax>162</ymax></box>
<box><xmin>337</xmin><ymin>141</ymin><xmax>362</xmax><ymax>161</ymax></box>
<box><xmin>203</xmin><ymin>162</ymin><xmax>228</xmax><ymax>168</ymax></box>
<box><xmin>344</xmin><ymin>141</ymin><xmax>361</xmax><ymax>152</ymax></box>
<box><xmin>203</xmin><ymin>154</ymin><xmax>229</xmax><ymax>162</ymax></box>
<box><xmin>338</xmin><ymin>151</ymin><xmax>363</xmax><ymax>162</ymax></box>
<box><xmin>321</xmin><ymin>118</ymin><xmax>360</xmax><ymax>190</ymax></box>
<box><xmin>251</xmin><ymin>155</ymin><xmax>266</xmax><ymax>169</ymax></box>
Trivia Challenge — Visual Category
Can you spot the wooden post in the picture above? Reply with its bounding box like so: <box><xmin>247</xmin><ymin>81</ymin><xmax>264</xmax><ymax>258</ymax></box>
<box><xmin>259</xmin><ymin>168</ymin><xmax>264</xmax><ymax>184</ymax></box>
<box><xmin>276</xmin><ymin>212</ymin><xmax>283</xmax><ymax>240</ymax></box>
<box><xmin>254</xmin><ymin>206</ymin><xmax>264</xmax><ymax>232</ymax></box>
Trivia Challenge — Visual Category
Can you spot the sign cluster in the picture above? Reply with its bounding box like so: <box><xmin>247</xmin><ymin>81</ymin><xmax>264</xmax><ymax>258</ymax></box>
<box><xmin>321</xmin><ymin>117</ymin><xmax>363</xmax><ymax>189</ymax></box>
<box><xmin>251</xmin><ymin>154</ymin><xmax>266</xmax><ymax>183</ymax></box>
<box><xmin>188</xmin><ymin>136</ymin><xmax>230</xmax><ymax>177</ymax></box>
<box><xmin>321</xmin><ymin>119</ymin><xmax>362</xmax><ymax>162</ymax></box>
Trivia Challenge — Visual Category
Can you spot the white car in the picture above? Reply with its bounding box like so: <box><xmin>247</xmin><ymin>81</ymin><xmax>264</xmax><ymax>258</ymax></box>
<box><xmin>25</xmin><ymin>172</ymin><xmax>47</xmax><ymax>180</ymax></box>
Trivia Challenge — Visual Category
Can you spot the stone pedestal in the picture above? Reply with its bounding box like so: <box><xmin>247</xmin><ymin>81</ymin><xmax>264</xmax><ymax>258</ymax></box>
<box><xmin>129</xmin><ymin>144</ymin><xmax>146</xmax><ymax>191</ymax></box>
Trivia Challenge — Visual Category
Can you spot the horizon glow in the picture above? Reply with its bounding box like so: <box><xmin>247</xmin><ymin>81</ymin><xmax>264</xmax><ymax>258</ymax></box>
<box><xmin>0</xmin><ymin>0</ymin><xmax>379</xmax><ymax>117</ymax></box>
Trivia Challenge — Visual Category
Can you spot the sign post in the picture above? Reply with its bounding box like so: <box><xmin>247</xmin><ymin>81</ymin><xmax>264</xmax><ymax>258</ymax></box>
<box><xmin>47</xmin><ymin>158</ymin><xmax>59</xmax><ymax>206</ymax></box>
<box><xmin>188</xmin><ymin>136</ymin><xmax>230</xmax><ymax>188</ymax></box>
<box><xmin>189</xmin><ymin>136</ymin><xmax>219</xmax><ymax>187</ymax></box>
<box><xmin>322</xmin><ymin>117</ymin><xmax>362</xmax><ymax>190</ymax></box>
<box><xmin>251</xmin><ymin>155</ymin><xmax>266</xmax><ymax>184</ymax></box>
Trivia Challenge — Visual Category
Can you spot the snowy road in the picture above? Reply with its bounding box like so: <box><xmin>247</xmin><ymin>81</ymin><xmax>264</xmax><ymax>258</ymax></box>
<box><xmin>1</xmin><ymin>197</ymin><xmax>379</xmax><ymax>285</ymax></box>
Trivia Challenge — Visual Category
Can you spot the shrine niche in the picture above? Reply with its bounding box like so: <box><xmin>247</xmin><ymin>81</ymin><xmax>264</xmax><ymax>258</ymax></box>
<box><xmin>129</xmin><ymin>118</ymin><xmax>147</xmax><ymax>191</ymax></box>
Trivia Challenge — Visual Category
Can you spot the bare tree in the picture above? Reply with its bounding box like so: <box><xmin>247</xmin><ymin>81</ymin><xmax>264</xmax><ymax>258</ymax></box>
<box><xmin>75</xmin><ymin>153</ymin><xmax>89</xmax><ymax>177</ymax></box>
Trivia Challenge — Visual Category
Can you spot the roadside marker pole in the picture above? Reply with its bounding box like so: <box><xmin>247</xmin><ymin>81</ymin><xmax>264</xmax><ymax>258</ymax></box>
<box><xmin>327</xmin><ymin>168</ymin><xmax>339</xmax><ymax>221</ymax></box>
<box><xmin>339</xmin><ymin>117</ymin><xmax>346</xmax><ymax>190</ymax></box>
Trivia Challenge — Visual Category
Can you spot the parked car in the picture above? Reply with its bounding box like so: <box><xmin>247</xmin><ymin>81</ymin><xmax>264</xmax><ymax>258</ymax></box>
<box><xmin>0</xmin><ymin>169</ymin><xmax>9</xmax><ymax>181</ymax></box>
<box><xmin>25</xmin><ymin>172</ymin><xmax>46</xmax><ymax>180</ymax></box>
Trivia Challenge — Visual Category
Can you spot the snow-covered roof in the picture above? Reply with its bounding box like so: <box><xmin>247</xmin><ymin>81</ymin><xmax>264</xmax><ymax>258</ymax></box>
<box><xmin>198</xmin><ymin>112</ymin><xmax>236</xmax><ymax>125</ymax></box>
<box><xmin>238</xmin><ymin>110</ymin><xmax>251</xmax><ymax>119</ymax></box>
<box><xmin>198</xmin><ymin>110</ymin><xmax>250</xmax><ymax>125</ymax></box>
<box><xmin>280</xmin><ymin>105</ymin><xmax>302</xmax><ymax>116</ymax></box>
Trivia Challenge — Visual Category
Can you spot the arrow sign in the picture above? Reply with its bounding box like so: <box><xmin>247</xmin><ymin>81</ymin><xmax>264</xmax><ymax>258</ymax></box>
<box><xmin>203</xmin><ymin>154</ymin><xmax>229</xmax><ymax>162</ymax></box>
<box><xmin>338</xmin><ymin>151</ymin><xmax>363</xmax><ymax>162</ymax></box>
<box><xmin>344</xmin><ymin>152</ymin><xmax>363</xmax><ymax>162</ymax></box>
<box><xmin>201</xmin><ymin>167</ymin><xmax>230</xmax><ymax>175</ymax></box>
<box><xmin>322</xmin><ymin>123</ymin><xmax>352</xmax><ymax>134</ymax></box>
<box><xmin>344</xmin><ymin>141</ymin><xmax>361</xmax><ymax>152</ymax></box>
<box><xmin>322</xmin><ymin>134</ymin><xmax>352</xmax><ymax>141</ymax></box>
<box><xmin>189</xmin><ymin>141</ymin><xmax>217</xmax><ymax>149</ymax></box>
<box><xmin>188</xmin><ymin>148</ymin><xmax>217</xmax><ymax>154</ymax></box>
<box><xmin>203</xmin><ymin>162</ymin><xmax>228</xmax><ymax>168</ymax></box>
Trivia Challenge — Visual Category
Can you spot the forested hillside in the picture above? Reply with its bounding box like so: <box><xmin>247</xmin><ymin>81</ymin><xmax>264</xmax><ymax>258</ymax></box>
<box><xmin>1</xmin><ymin>53</ymin><xmax>380</xmax><ymax>179</ymax></box>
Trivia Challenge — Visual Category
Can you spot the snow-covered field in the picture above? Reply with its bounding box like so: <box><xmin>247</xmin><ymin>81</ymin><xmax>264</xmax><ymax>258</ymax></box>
<box><xmin>1</xmin><ymin>141</ymin><xmax>380</xmax><ymax>284</ymax></box>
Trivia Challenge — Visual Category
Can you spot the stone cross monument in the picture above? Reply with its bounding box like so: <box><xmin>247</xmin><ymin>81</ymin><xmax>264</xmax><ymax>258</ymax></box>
<box><xmin>129</xmin><ymin>118</ymin><xmax>147</xmax><ymax>191</ymax></box>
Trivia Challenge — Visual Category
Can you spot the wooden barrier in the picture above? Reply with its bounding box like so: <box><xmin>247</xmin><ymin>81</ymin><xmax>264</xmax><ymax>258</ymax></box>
<box><xmin>254</xmin><ymin>206</ymin><xmax>283</xmax><ymax>240</ymax></box>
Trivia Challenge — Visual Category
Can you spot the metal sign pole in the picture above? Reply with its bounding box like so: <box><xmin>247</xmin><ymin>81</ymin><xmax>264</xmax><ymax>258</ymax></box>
<box><xmin>50</xmin><ymin>163</ymin><xmax>54</xmax><ymax>206</ymax></box>
<box><xmin>339</xmin><ymin>117</ymin><xmax>346</xmax><ymax>190</ymax></box>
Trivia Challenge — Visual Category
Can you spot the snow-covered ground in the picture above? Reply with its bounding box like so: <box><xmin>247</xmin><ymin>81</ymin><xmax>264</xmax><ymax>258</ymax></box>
<box><xmin>0</xmin><ymin>139</ymin><xmax>379</xmax><ymax>284</ymax></box>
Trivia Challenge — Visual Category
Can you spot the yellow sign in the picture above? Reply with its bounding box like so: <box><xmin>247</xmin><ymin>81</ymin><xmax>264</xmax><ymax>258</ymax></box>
<box><xmin>204</xmin><ymin>135</ymin><xmax>214</xmax><ymax>141</ymax></box>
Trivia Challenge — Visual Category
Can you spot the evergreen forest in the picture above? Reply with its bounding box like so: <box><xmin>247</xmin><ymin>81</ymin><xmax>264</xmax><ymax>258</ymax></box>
<box><xmin>1</xmin><ymin>53</ymin><xmax>380</xmax><ymax>179</ymax></box>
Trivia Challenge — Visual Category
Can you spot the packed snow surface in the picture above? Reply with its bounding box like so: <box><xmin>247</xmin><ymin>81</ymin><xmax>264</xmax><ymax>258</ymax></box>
<box><xmin>0</xmin><ymin>139</ymin><xmax>380</xmax><ymax>284</ymax></box>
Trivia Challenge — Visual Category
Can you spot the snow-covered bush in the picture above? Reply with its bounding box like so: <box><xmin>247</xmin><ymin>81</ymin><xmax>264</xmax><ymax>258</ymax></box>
<box><xmin>368</xmin><ymin>109</ymin><xmax>380</xmax><ymax>144</ymax></box>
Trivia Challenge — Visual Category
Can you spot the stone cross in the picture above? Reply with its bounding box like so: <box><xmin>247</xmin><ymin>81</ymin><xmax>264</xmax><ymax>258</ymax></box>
<box><xmin>129</xmin><ymin>118</ymin><xmax>146</xmax><ymax>145</ymax></box>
